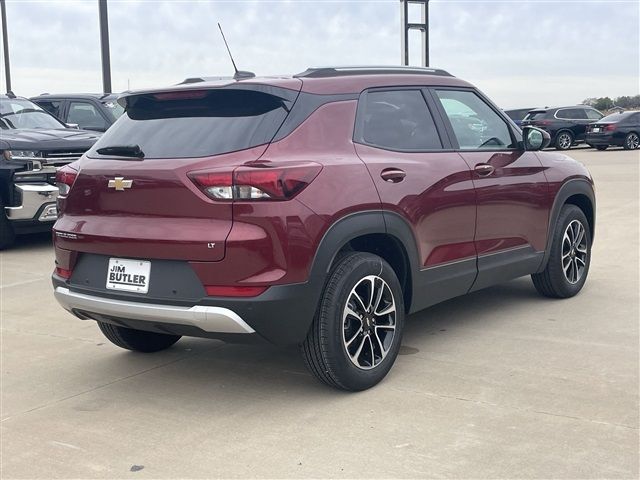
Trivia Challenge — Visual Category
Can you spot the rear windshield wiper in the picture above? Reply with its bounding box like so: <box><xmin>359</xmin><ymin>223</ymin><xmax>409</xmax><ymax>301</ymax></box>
<box><xmin>96</xmin><ymin>145</ymin><xmax>145</xmax><ymax>158</ymax></box>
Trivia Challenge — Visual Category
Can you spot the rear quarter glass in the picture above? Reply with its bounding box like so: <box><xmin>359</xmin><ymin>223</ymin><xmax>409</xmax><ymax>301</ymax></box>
<box><xmin>87</xmin><ymin>89</ymin><xmax>293</xmax><ymax>159</ymax></box>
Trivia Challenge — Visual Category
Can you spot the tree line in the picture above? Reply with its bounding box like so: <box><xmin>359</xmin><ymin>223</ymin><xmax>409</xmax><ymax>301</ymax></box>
<box><xmin>582</xmin><ymin>95</ymin><xmax>640</xmax><ymax>111</ymax></box>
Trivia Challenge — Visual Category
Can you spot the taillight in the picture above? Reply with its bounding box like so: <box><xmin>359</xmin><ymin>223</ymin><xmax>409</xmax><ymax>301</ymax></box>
<box><xmin>605</xmin><ymin>124</ymin><xmax>616</xmax><ymax>131</ymax></box>
<box><xmin>188</xmin><ymin>162</ymin><xmax>322</xmax><ymax>201</ymax></box>
<box><xmin>55</xmin><ymin>164</ymin><xmax>78</xmax><ymax>196</ymax></box>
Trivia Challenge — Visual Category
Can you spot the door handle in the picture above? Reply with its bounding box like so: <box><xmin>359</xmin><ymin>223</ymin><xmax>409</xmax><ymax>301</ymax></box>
<box><xmin>380</xmin><ymin>168</ymin><xmax>406</xmax><ymax>183</ymax></box>
<box><xmin>474</xmin><ymin>163</ymin><xmax>495</xmax><ymax>177</ymax></box>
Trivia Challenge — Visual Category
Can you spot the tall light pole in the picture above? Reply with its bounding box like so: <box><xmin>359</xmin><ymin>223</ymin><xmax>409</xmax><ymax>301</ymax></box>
<box><xmin>400</xmin><ymin>0</ymin><xmax>430</xmax><ymax>67</ymax></box>
<box><xmin>99</xmin><ymin>0</ymin><xmax>112</xmax><ymax>93</ymax></box>
<box><xmin>1</xmin><ymin>0</ymin><xmax>11</xmax><ymax>92</ymax></box>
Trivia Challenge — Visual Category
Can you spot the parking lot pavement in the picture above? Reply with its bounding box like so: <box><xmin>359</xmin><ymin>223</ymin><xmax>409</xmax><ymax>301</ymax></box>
<box><xmin>0</xmin><ymin>148</ymin><xmax>638</xmax><ymax>479</ymax></box>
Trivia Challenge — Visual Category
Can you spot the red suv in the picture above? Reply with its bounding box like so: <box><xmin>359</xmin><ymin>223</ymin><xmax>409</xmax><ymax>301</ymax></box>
<box><xmin>52</xmin><ymin>67</ymin><xmax>595</xmax><ymax>390</ymax></box>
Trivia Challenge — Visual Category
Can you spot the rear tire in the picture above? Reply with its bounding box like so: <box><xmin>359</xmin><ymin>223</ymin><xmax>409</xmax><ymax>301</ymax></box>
<box><xmin>301</xmin><ymin>252</ymin><xmax>405</xmax><ymax>391</ymax></box>
<box><xmin>555</xmin><ymin>131</ymin><xmax>574</xmax><ymax>150</ymax></box>
<box><xmin>595</xmin><ymin>145</ymin><xmax>608</xmax><ymax>151</ymax></box>
<box><xmin>623</xmin><ymin>132</ymin><xmax>639</xmax><ymax>150</ymax></box>
<box><xmin>532</xmin><ymin>205</ymin><xmax>591</xmax><ymax>298</ymax></box>
<box><xmin>98</xmin><ymin>322</ymin><xmax>181</xmax><ymax>352</ymax></box>
<box><xmin>0</xmin><ymin>197</ymin><xmax>16</xmax><ymax>250</ymax></box>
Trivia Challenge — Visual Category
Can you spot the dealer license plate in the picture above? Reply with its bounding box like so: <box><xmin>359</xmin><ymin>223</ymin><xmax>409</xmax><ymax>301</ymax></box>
<box><xmin>592</xmin><ymin>127</ymin><xmax>601</xmax><ymax>133</ymax></box>
<box><xmin>106</xmin><ymin>258</ymin><xmax>151</xmax><ymax>294</ymax></box>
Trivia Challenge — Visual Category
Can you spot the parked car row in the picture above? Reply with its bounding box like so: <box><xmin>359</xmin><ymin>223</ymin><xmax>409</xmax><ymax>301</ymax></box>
<box><xmin>508</xmin><ymin>105</ymin><xmax>639</xmax><ymax>151</ymax></box>
<box><xmin>0</xmin><ymin>94</ymin><xmax>101</xmax><ymax>249</ymax></box>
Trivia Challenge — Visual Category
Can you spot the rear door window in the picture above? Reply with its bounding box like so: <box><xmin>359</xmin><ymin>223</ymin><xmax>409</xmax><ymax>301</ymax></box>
<box><xmin>88</xmin><ymin>89</ymin><xmax>291</xmax><ymax>159</ymax></box>
<box><xmin>68</xmin><ymin>101</ymin><xmax>109</xmax><ymax>131</ymax></box>
<box><xmin>355</xmin><ymin>89</ymin><xmax>443</xmax><ymax>151</ymax></box>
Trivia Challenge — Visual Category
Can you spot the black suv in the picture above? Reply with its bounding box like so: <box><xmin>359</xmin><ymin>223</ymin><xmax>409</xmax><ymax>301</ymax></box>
<box><xmin>30</xmin><ymin>93</ymin><xmax>124</xmax><ymax>132</ymax></box>
<box><xmin>0</xmin><ymin>94</ymin><xmax>101</xmax><ymax>249</ymax></box>
<box><xmin>521</xmin><ymin>106</ymin><xmax>604</xmax><ymax>150</ymax></box>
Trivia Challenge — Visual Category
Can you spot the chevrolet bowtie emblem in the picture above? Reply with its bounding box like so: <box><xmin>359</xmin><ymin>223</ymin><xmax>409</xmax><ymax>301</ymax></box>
<box><xmin>108</xmin><ymin>177</ymin><xmax>133</xmax><ymax>191</ymax></box>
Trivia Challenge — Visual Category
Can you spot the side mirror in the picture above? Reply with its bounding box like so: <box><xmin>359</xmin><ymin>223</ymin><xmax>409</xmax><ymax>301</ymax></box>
<box><xmin>522</xmin><ymin>126</ymin><xmax>551</xmax><ymax>151</ymax></box>
<box><xmin>66</xmin><ymin>123</ymin><xmax>80</xmax><ymax>129</ymax></box>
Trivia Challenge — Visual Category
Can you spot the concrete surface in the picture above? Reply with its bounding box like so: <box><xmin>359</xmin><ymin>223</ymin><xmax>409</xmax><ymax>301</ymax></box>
<box><xmin>1</xmin><ymin>148</ymin><xmax>638</xmax><ymax>479</ymax></box>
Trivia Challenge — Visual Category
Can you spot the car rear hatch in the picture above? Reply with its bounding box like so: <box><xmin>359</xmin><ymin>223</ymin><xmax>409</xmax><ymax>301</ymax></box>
<box><xmin>54</xmin><ymin>82</ymin><xmax>301</xmax><ymax>262</ymax></box>
<box><xmin>520</xmin><ymin>110</ymin><xmax>548</xmax><ymax>127</ymax></box>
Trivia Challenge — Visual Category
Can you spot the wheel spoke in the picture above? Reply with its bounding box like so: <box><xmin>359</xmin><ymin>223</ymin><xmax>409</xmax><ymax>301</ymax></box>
<box><xmin>372</xmin><ymin>280</ymin><xmax>384</xmax><ymax>313</ymax></box>
<box><xmin>373</xmin><ymin>329</ymin><xmax>386</xmax><ymax>356</ymax></box>
<box><xmin>366</xmin><ymin>277</ymin><xmax>377</xmax><ymax>312</ymax></box>
<box><xmin>562</xmin><ymin>257</ymin><xmax>572</xmax><ymax>275</ymax></box>
<box><xmin>350</xmin><ymin>334</ymin><xmax>367</xmax><ymax>364</ymax></box>
<box><xmin>375</xmin><ymin>304</ymin><xmax>395</xmax><ymax>317</ymax></box>
<box><xmin>345</xmin><ymin>327</ymin><xmax>363</xmax><ymax>348</ymax></box>
<box><xmin>574</xmin><ymin>224</ymin><xmax>584</xmax><ymax>247</ymax></box>
<box><xmin>352</xmin><ymin>291</ymin><xmax>367</xmax><ymax>312</ymax></box>
<box><xmin>368</xmin><ymin>335</ymin><xmax>375</xmax><ymax>366</ymax></box>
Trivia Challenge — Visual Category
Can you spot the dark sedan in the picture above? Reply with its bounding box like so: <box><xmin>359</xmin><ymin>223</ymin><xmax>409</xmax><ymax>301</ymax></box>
<box><xmin>586</xmin><ymin>111</ymin><xmax>640</xmax><ymax>150</ymax></box>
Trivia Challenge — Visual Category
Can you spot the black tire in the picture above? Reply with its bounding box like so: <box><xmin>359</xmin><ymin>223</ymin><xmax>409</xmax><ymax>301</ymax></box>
<box><xmin>0</xmin><ymin>196</ymin><xmax>16</xmax><ymax>250</ymax></box>
<box><xmin>301</xmin><ymin>252</ymin><xmax>405</xmax><ymax>391</ymax></box>
<box><xmin>554</xmin><ymin>131</ymin><xmax>574</xmax><ymax>150</ymax></box>
<box><xmin>623</xmin><ymin>132</ymin><xmax>639</xmax><ymax>150</ymax></box>
<box><xmin>595</xmin><ymin>145</ymin><xmax>608</xmax><ymax>151</ymax></box>
<box><xmin>532</xmin><ymin>205</ymin><xmax>591</xmax><ymax>298</ymax></box>
<box><xmin>97</xmin><ymin>321</ymin><xmax>181</xmax><ymax>352</ymax></box>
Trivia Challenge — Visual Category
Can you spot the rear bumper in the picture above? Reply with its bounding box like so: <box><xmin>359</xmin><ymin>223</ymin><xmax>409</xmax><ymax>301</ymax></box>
<box><xmin>54</xmin><ymin>286</ymin><xmax>255</xmax><ymax>334</ymax></box>
<box><xmin>585</xmin><ymin>133</ymin><xmax>621</xmax><ymax>146</ymax></box>
<box><xmin>52</xmin><ymin>272</ymin><xmax>322</xmax><ymax>345</ymax></box>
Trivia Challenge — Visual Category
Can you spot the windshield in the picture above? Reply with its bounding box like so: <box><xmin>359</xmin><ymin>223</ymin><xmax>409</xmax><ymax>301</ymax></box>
<box><xmin>88</xmin><ymin>89</ymin><xmax>291</xmax><ymax>159</ymax></box>
<box><xmin>0</xmin><ymin>98</ymin><xmax>65</xmax><ymax>130</ymax></box>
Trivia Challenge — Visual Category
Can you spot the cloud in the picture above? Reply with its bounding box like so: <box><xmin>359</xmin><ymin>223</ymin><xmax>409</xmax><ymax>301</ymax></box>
<box><xmin>1</xmin><ymin>0</ymin><xmax>638</xmax><ymax>107</ymax></box>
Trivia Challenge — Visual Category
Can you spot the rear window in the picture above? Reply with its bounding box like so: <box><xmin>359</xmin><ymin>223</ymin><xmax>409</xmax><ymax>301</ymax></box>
<box><xmin>88</xmin><ymin>89</ymin><xmax>290</xmax><ymax>159</ymax></box>
<box><xmin>600</xmin><ymin>111</ymin><xmax>639</xmax><ymax>123</ymax></box>
<box><xmin>524</xmin><ymin>111</ymin><xmax>547</xmax><ymax>121</ymax></box>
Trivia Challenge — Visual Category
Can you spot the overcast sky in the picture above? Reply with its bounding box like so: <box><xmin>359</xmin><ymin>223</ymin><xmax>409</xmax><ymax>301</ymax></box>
<box><xmin>1</xmin><ymin>0</ymin><xmax>638</xmax><ymax>108</ymax></box>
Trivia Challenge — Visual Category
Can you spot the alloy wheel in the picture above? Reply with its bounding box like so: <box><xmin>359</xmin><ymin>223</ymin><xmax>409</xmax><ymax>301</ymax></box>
<box><xmin>562</xmin><ymin>220</ymin><xmax>588</xmax><ymax>284</ymax></box>
<box><xmin>627</xmin><ymin>133</ymin><xmax>639</xmax><ymax>150</ymax></box>
<box><xmin>342</xmin><ymin>275</ymin><xmax>396</xmax><ymax>370</ymax></box>
<box><xmin>558</xmin><ymin>133</ymin><xmax>572</xmax><ymax>149</ymax></box>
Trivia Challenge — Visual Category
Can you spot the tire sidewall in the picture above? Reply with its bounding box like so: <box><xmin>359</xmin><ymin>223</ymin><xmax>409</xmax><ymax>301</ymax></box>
<box><xmin>547</xmin><ymin>206</ymin><xmax>592</xmax><ymax>297</ymax></box>
<box><xmin>321</xmin><ymin>254</ymin><xmax>405</xmax><ymax>390</ymax></box>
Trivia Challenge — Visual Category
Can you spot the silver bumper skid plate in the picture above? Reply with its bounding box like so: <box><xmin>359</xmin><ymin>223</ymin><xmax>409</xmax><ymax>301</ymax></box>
<box><xmin>54</xmin><ymin>287</ymin><xmax>255</xmax><ymax>334</ymax></box>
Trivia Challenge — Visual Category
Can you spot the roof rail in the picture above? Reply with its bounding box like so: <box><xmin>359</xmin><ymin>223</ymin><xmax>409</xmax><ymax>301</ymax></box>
<box><xmin>294</xmin><ymin>66</ymin><xmax>453</xmax><ymax>79</ymax></box>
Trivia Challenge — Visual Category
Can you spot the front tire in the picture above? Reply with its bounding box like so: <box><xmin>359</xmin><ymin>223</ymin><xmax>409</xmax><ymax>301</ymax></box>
<box><xmin>98</xmin><ymin>322</ymin><xmax>181</xmax><ymax>352</ymax></box>
<box><xmin>624</xmin><ymin>132</ymin><xmax>639</xmax><ymax>150</ymax></box>
<box><xmin>532</xmin><ymin>205</ymin><xmax>591</xmax><ymax>298</ymax></box>
<box><xmin>555</xmin><ymin>131</ymin><xmax>574</xmax><ymax>150</ymax></box>
<box><xmin>301</xmin><ymin>252</ymin><xmax>405</xmax><ymax>391</ymax></box>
